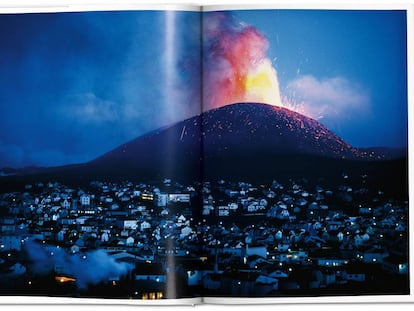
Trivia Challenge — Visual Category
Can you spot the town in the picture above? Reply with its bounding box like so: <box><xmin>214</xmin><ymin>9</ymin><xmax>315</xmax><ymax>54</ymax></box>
<box><xmin>0</xmin><ymin>172</ymin><xmax>409</xmax><ymax>299</ymax></box>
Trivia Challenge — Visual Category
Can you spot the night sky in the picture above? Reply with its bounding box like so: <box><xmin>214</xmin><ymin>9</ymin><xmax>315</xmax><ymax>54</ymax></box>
<box><xmin>0</xmin><ymin>9</ymin><xmax>408</xmax><ymax>168</ymax></box>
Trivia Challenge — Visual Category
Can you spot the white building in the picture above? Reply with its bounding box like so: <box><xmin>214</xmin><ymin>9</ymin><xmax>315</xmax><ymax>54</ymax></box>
<box><xmin>140</xmin><ymin>221</ymin><xmax>151</xmax><ymax>231</ymax></box>
<box><xmin>124</xmin><ymin>220</ymin><xmax>138</xmax><ymax>230</ymax></box>
<box><xmin>156</xmin><ymin>194</ymin><xmax>168</xmax><ymax>207</ymax></box>
<box><xmin>126</xmin><ymin>236</ymin><xmax>135</xmax><ymax>246</ymax></box>
<box><xmin>80</xmin><ymin>194</ymin><xmax>91</xmax><ymax>206</ymax></box>
<box><xmin>180</xmin><ymin>226</ymin><xmax>193</xmax><ymax>239</ymax></box>
<box><xmin>218</xmin><ymin>206</ymin><xmax>230</xmax><ymax>216</ymax></box>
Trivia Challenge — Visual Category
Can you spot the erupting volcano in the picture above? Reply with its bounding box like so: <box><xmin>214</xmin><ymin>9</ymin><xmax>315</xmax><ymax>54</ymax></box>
<box><xmin>203</xmin><ymin>12</ymin><xmax>283</xmax><ymax>111</ymax></box>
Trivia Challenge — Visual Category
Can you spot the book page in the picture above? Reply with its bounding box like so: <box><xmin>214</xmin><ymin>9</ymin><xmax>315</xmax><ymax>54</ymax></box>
<box><xmin>200</xmin><ymin>4</ymin><xmax>413</xmax><ymax>304</ymax></box>
<box><xmin>0</xmin><ymin>4</ymin><xmax>203</xmax><ymax>305</ymax></box>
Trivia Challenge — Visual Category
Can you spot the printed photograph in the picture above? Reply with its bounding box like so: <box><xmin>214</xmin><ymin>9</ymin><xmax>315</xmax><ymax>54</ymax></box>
<box><xmin>0</xmin><ymin>8</ymin><xmax>408</xmax><ymax>300</ymax></box>
<box><xmin>200</xmin><ymin>9</ymin><xmax>408</xmax><ymax>297</ymax></box>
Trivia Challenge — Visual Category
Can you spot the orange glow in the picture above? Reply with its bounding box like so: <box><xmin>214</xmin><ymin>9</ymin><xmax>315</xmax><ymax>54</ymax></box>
<box><xmin>204</xmin><ymin>13</ymin><xmax>283</xmax><ymax>111</ymax></box>
<box><xmin>55</xmin><ymin>276</ymin><xmax>76</xmax><ymax>283</ymax></box>
<box><xmin>141</xmin><ymin>291</ymin><xmax>163</xmax><ymax>300</ymax></box>
<box><xmin>244</xmin><ymin>60</ymin><xmax>282</xmax><ymax>106</ymax></box>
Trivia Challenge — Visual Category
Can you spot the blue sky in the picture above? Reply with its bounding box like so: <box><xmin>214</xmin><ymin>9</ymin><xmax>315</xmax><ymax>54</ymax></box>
<box><xmin>0</xmin><ymin>9</ymin><xmax>408</xmax><ymax>168</ymax></box>
<box><xmin>0</xmin><ymin>10</ymin><xmax>201</xmax><ymax>168</ymax></box>
<box><xmin>236</xmin><ymin>10</ymin><xmax>407</xmax><ymax>149</ymax></box>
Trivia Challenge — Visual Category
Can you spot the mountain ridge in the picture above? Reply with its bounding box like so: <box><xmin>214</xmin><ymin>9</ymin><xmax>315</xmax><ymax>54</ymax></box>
<box><xmin>91</xmin><ymin>102</ymin><xmax>390</xmax><ymax>165</ymax></box>
<box><xmin>0</xmin><ymin>103</ymin><xmax>407</xmax><ymax>191</ymax></box>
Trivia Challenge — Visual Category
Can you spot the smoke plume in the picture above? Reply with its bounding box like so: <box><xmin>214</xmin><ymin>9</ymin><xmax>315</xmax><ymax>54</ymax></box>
<box><xmin>25</xmin><ymin>241</ymin><xmax>133</xmax><ymax>289</ymax></box>
<box><xmin>203</xmin><ymin>12</ymin><xmax>283</xmax><ymax>111</ymax></box>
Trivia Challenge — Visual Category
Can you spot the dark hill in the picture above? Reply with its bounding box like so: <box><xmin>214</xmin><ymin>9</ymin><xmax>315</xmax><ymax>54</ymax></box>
<box><xmin>200</xmin><ymin>103</ymin><xmax>364</xmax><ymax>159</ymax></box>
<box><xmin>0</xmin><ymin>103</ymin><xmax>407</xmax><ymax>195</ymax></box>
<box><xmin>88</xmin><ymin>102</ymin><xmax>396</xmax><ymax>180</ymax></box>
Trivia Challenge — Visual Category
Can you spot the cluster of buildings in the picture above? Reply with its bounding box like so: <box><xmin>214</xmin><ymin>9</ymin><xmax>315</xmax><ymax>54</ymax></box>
<box><xmin>0</xmin><ymin>173</ymin><xmax>409</xmax><ymax>298</ymax></box>
<box><xmin>199</xmin><ymin>175</ymin><xmax>408</xmax><ymax>296</ymax></box>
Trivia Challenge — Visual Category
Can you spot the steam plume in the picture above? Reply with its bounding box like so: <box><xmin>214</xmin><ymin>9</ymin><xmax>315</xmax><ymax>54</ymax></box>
<box><xmin>25</xmin><ymin>241</ymin><xmax>133</xmax><ymax>289</ymax></box>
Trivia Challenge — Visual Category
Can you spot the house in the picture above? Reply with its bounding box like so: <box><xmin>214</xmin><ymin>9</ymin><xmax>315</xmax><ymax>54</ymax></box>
<box><xmin>80</xmin><ymin>194</ymin><xmax>91</xmax><ymax>206</ymax></box>
<box><xmin>101</xmin><ymin>232</ymin><xmax>110</xmax><ymax>242</ymax></box>
<box><xmin>247</xmin><ymin>202</ymin><xmax>260</xmax><ymax>213</ymax></box>
<box><xmin>326</xmin><ymin>221</ymin><xmax>342</xmax><ymax>232</ymax></box>
<box><xmin>220</xmin><ymin>271</ymin><xmax>260</xmax><ymax>296</ymax></box>
<box><xmin>289</xmin><ymin>267</ymin><xmax>321</xmax><ymax>289</ymax></box>
<box><xmin>75</xmin><ymin>216</ymin><xmax>89</xmax><ymax>225</ymax></box>
<box><xmin>80</xmin><ymin>225</ymin><xmax>93</xmax><ymax>233</ymax></box>
<box><xmin>266</xmin><ymin>206</ymin><xmax>279</xmax><ymax>218</ymax></box>
<box><xmin>345</xmin><ymin>265</ymin><xmax>366</xmax><ymax>282</ymax></box>
<box><xmin>358</xmin><ymin>249</ymin><xmax>388</xmax><ymax>264</ymax></box>
<box><xmin>317</xmin><ymin>268</ymin><xmax>336</xmax><ymax>286</ymax></box>
<box><xmin>109</xmin><ymin>251</ymin><xmax>138</xmax><ymax>263</ymax></box>
<box><xmin>268</xmin><ymin>270</ymin><xmax>288</xmax><ymax>278</ymax></box>
<box><xmin>202</xmin><ymin>273</ymin><xmax>222</xmax><ymax>290</ymax></box>
<box><xmin>168</xmin><ymin>193</ymin><xmax>190</xmax><ymax>204</ymax></box>
<box><xmin>180</xmin><ymin>226</ymin><xmax>193</xmax><ymax>239</ymax></box>
<box><xmin>278</xmin><ymin>209</ymin><xmax>290</xmax><ymax>220</ymax></box>
<box><xmin>202</xmin><ymin>205</ymin><xmax>214</xmax><ymax>216</ymax></box>
<box><xmin>61</xmin><ymin>199</ymin><xmax>71</xmax><ymax>209</ymax></box>
<box><xmin>228</xmin><ymin>203</ymin><xmax>238</xmax><ymax>210</ymax></box>
<box><xmin>0</xmin><ymin>218</ymin><xmax>16</xmax><ymax>233</ymax></box>
<box><xmin>246</xmin><ymin>254</ymin><xmax>269</xmax><ymax>269</ymax></box>
<box><xmin>0</xmin><ymin>235</ymin><xmax>22</xmax><ymax>251</ymax></box>
<box><xmin>132</xmin><ymin>279</ymin><xmax>165</xmax><ymax>300</ymax></box>
<box><xmin>316</xmin><ymin>258</ymin><xmax>349</xmax><ymax>267</ymax></box>
<box><xmin>126</xmin><ymin>237</ymin><xmax>135</xmax><ymax>246</ymax></box>
<box><xmin>123</xmin><ymin>220</ymin><xmax>138</xmax><ymax>230</ymax></box>
<box><xmin>177</xmin><ymin>215</ymin><xmax>187</xmax><ymax>225</ymax></box>
<box><xmin>220</xmin><ymin>242</ymin><xmax>244</xmax><ymax>257</ymax></box>
<box><xmin>359</xmin><ymin>207</ymin><xmax>372</xmax><ymax>215</ymax></box>
<box><xmin>140</xmin><ymin>221</ymin><xmax>151</xmax><ymax>231</ymax></box>
<box><xmin>311</xmin><ymin>250</ymin><xmax>349</xmax><ymax>267</ymax></box>
<box><xmin>382</xmin><ymin>254</ymin><xmax>408</xmax><ymax>275</ymax></box>
<box><xmin>57</xmin><ymin>230</ymin><xmax>66</xmax><ymax>241</ymax></box>
<box><xmin>134</xmin><ymin>248</ymin><xmax>155</xmax><ymax>262</ymax></box>
<box><xmin>246</xmin><ymin>244</ymin><xmax>267</xmax><ymax>258</ymax></box>
<box><xmin>225</xmin><ymin>190</ymin><xmax>239</xmax><ymax>198</ymax></box>
<box><xmin>256</xmin><ymin>275</ymin><xmax>279</xmax><ymax>291</ymax></box>
<box><xmin>277</xmin><ymin>251</ymin><xmax>308</xmax><ymax>264</ymax></box>
<box><xmin>155</xmin><ymin>193</ymin><xmax>168</xmax><ymax>207</ymax></box>
<box><xmin>134</xmin><ymin>263</ymin><xmax>166</xmax><ymax>283</ymax></box>
<box><xmin>217</xmin><ymin>206</ymin><xmax>230</xmax><ymax>217</ymax></box>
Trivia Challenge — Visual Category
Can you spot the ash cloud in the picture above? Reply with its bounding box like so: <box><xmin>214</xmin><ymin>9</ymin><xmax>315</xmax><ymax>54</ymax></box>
<box><xmin>203</xmin><ymin>12</ymin><xmax>282</xmax><ymax>111</ymax></box>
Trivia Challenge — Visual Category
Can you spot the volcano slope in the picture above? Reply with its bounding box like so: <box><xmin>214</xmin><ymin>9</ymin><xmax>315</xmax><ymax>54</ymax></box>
<box><xmin>0</xmin><ymin>103</ymin><xmax>407</xmax><ymax>197</ymax></box>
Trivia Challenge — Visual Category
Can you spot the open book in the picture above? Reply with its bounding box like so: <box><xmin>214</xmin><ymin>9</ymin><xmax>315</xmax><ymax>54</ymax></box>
<box><xmin>0</xmin><ymin>2</ymin><xmax>412</xmax><ymax>305</ymax></box>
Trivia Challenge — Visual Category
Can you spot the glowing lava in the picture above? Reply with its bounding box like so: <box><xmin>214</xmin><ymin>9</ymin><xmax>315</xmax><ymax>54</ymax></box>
<box><xmin>203</xmin><ymin>12</ymin><xmax>283</xmax><ymax>111</ymax></box>
<box><xmin>244</xmin><ymin>59</ymin><xmax>281</xmax><ymax>105</ymax></box>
